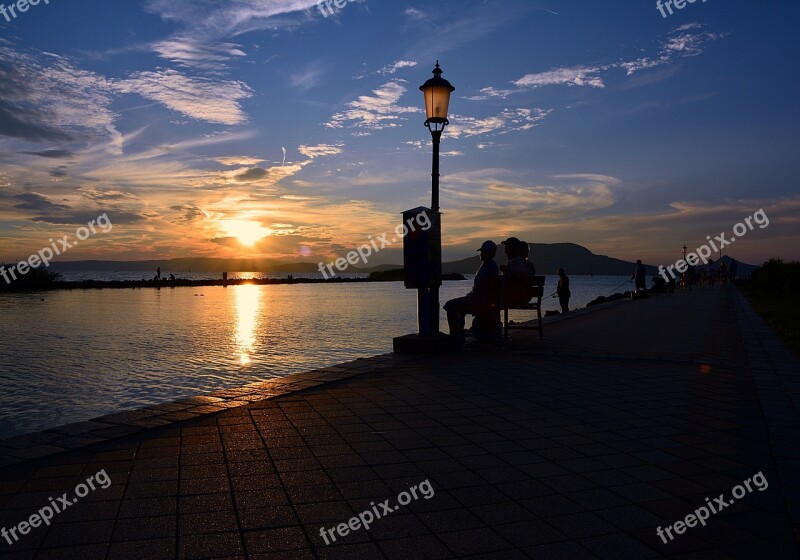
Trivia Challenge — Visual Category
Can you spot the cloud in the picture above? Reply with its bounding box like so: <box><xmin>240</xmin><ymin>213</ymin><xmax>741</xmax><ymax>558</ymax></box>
<box><xmin>297</xmin><ymin>143</ymin><xmax>343</xmax><ymax>159</ymax></box>
<box><xmin>325</xmin><ymin>80</ymin><xmax>421</xmax><ymax>131</ymax></box>
<box><xmin>170</xmin><ymin>203</ymin><xmax>206</xmax><ymax>223</ymax></box>
<box><xmin>144</xmin><ymin>0</ymin><xmax>321</xmax><ymax>34</ymax></box>
<box><xmin>474</xmin><ymin>24</ymin><xmax>724</xmax><ymax>98</ymax></box>
<box><xmin>13</xmin><ymin>192</ymin><xmax>70</xmax><ymax>212</ymax></box>
<box><xmin>404</xmin><ymin>7</ymin><xmax>427</xmax><ymax>21</ymax></box>
<box><xmin>152</xmin><ymin>37</ymin><xmax>246</xmax><ymax>70</ymax></box>
<box><xmin>30</xmin><ymin>211</ymin><xmax>149</xmax><ymax>225</ymax></box>
<box><xmin>290</xmin><ymin>63</ymin><xmax>326</xmax><ymax>91</ymax></box>
<box><xmin>447</xmin><ymin>108</ymin><xmax>551</xmax><ymax>138</ymax></box>
<box><xmin>513</xmin><ymin>66</ymin><xmax>606</xmax><ymax>89</ymax></box>
<box><xmin>619</xmin><ymin>24</ymin><xmax>724</xmax><ymax>75</ymax></box>
<box><xmin>0</xmin><ymin>47</ymin><xmax>115</xmax><ymax>143</ymax></box>
<box><xmin>115</xmin><ymin>69</ymin><xmax>252</xmax><ymax>125</ymax></box>
<box><xmin>77</xmin><ymin>186</ymin><xmax>140</xmax><ymax>202</ymax></box>
<box><xmin>379</xmin><ymin>60</ymin><xmax>418</xmax><ymax>75</ymax></box>
<box><xmin>235</xmin><ymin>167</ymin><xmax>268</xmax><ymax>182</ymax></box>
<box><xmin>215</xmin><ymin>156</ymin><xmax>265</xmax><ymax>166</ymax></box>
<box><xmin>18</xmin><ymin>149</ymin><xmax>75</xmax><ymax>159</ymax></box>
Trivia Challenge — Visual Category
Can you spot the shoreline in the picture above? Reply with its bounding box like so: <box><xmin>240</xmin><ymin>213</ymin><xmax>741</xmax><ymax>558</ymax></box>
<box><xmin>0</xmin><ymin>273</ymin><xmax>468</xmax><ymax>292</ymax></box>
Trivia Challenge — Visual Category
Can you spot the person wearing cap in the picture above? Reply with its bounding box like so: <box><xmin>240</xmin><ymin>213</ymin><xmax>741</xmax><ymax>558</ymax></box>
<box><xmin>444</xmin><ymin>240</ymin><xmax>500</xmax><ymax>342</ymax></box>
<box><xmin>501</xmin><ymin>237</ymin><xmax>536</xmax><ymax>305</ymax></box>
<box><xmin>520</xmin><ymin>241</ymin><xmax>536</xmax><ymax>278</ymax></box>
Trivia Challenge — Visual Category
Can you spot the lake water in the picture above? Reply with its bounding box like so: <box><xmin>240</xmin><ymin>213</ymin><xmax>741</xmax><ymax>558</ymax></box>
<box><xmin>0</xmin><ymin>275</ymin><xmax>631</xmax><ymax>438</ymax></box>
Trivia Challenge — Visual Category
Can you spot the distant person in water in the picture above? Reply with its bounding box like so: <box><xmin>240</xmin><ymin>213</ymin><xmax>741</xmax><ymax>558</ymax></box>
<box><xmin>500</xmin><ymin>237</ymin><xmax>536</xmax><ymax>306</ymax></box>
<box><xmin>444</xmin><ymin>240</ymin><xmax>500</xmax><ymax>342</ymax></box>
<box><xmin>632</xmin><ymin>260</ymin><xmax>647</xmax><ymax>291</ymax></box>
<box><xmin>156</xmin><ymin>267</ymin><xmax>161</xmax><ymax>281</ymax></box>
<box><xmin>556</xmin><ymin>268</ymin><xmax>571</xmax><ymax>313</ymax></box>
<box><xmin>169</xmin><ymin>273</ymin><xmax>176</xmax><ymax>281</ymax></box>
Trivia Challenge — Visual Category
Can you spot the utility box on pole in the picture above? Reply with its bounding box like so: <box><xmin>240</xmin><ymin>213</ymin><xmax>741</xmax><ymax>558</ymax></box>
<box><xmin>402</xmin><ymin>207</ymin><xmax>441</xmax><ymax>290</ymax></box>
<box><xmin>401</xmin><ymin>207</ymin><xmax>441</xmax><ymax>337</ymax></box>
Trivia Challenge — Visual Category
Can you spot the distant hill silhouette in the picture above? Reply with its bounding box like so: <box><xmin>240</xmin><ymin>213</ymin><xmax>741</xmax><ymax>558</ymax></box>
<box><xmin>442</xmin><ymin>243</ymin><xmax>644</xmax><ymax>276</ymax></box>
<box><xmin>46</xmin><ymin>245</ymin><xmax>757</xmax><ymax>277</ymax></box>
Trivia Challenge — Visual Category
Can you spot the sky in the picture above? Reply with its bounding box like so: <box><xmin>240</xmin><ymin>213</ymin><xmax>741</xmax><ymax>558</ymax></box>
<box><xmin>0</xmin><ymin>0</ymin><xmax>798</xmax><ymax>268</ymax></box>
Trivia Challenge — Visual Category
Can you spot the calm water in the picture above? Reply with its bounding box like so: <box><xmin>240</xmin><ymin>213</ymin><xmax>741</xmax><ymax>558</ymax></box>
<box><xmin>0</xmin><ymin>275</ymin><xmax>630</xmax><ymax>437</ymax></box>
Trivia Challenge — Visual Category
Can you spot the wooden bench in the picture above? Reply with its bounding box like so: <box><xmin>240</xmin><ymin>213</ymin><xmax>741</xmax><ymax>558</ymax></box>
<box><xmin>502</xmin><ymin>275</ymin><xmax>545</xmax><ymax>342</ymax></box>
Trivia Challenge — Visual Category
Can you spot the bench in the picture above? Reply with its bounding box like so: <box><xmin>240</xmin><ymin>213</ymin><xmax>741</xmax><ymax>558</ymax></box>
<box><xmin>502</xmin><ymin>275</ymin><xmax>545</xmax><ymax>342</ymax></box>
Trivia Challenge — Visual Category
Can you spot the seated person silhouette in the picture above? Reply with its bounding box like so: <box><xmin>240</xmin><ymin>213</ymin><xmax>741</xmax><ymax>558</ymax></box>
<box><xmin>444</xmin><ymin>240</ymin><xmax>500</xmax><ymax>342</ymax></box>
<box><xmin>520</xmin><ymin>240</ymin><xmax>536</xmax><ymax>277</ymax></box>
<box><xmin>500</xmin><ymin>237</ymin><xmax>536</xmax><ymax>306</ymax></box>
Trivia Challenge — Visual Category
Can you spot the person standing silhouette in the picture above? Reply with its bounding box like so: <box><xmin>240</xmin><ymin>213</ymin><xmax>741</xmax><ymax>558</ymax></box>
<box><xmin>632</xmin><ymin>260</ymin><xmax>647</xmax><ymax>291</ymax></box>
<box><xmin>556</xmin><ymin>268</ymin><xmax>571</xmax><ymax>313</ymax></box>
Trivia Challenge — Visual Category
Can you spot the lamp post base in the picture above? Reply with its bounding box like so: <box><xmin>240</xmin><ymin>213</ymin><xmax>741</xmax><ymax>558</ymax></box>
<box><xmin>393</xmin><ymin>332</ymin><xmax>459</xmax><ymax>354</ymax></box>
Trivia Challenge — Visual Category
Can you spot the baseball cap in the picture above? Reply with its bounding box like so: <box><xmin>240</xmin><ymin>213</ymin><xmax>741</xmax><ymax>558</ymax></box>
<box><xmin>477</xmin><ymin>240</ymin><xmax>497</xmax><ymax>253</ymax></box>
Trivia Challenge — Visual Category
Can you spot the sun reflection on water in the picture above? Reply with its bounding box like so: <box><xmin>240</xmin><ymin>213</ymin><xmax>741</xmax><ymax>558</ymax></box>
<box><xmin>234</xmin><ymin>284</ymin><xmax>261</xmax><ymax>365</ymax></box>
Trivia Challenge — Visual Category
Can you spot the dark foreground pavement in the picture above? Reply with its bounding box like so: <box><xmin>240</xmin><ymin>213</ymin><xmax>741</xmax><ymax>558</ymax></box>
<box><xmin>1</xmin><ymin>288</ymin><xmax>798</xmax><ymax>559</ymax></box>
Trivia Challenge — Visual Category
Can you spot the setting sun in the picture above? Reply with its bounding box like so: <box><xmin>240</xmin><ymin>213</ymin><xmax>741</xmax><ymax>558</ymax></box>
<box><xmin>222</xmin><ymin>220</ymin><xmax>273</xmax><ymax>246</ymax></box>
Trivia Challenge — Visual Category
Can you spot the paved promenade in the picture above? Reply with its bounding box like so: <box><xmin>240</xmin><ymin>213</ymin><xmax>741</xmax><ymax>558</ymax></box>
<box><xmin>1</xmin><ymin>288</ymin><xmax>798</xmax><ymax>559</ymax></box>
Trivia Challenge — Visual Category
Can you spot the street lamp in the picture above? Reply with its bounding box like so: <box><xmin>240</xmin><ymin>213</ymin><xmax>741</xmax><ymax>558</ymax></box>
<box><xmin>393</xmin><ymin>62</ymin><xmax>456</xmax><ymax>352</ymax></box>
<box><xmin>419</xmin><ymin>61</ymin><xmax>454</xmax><ymax>335</ymax></box>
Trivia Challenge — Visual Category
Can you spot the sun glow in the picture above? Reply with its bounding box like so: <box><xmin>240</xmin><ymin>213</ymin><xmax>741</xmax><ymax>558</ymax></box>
<box><xmin>222</xmin><ymin>220</ymin><xmax>273</xmax><ymax>245</ymax></box>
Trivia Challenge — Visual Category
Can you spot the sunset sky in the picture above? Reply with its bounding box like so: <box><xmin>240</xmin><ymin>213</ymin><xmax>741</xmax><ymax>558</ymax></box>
<box><xmin>0</xmin><ymin>0</ymin><xmax>798</xmax><ymax>268</ymax></box>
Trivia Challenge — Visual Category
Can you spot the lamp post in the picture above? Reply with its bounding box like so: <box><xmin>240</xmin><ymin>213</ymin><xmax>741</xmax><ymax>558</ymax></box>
<box><xmin>417</xmin><ymin>61</ymin><xmax>455</xmax><ymax>335</ymax></box>
<box><xmin>682</xmin><ymin>244</ymin><xmax>687</xmax><ymax>260</ymax></box>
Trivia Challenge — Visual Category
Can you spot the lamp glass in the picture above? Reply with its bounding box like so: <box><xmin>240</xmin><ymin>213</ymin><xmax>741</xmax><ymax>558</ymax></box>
<box><xmin>423</xmin><ymin>85</ymin><xmax>452</xmax><ymax>122</ymax></box>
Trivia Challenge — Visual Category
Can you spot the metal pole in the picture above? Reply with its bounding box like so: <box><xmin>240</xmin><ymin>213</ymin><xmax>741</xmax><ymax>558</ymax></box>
<box><xmin>429</xmin><ymin>128</ymin><xmax>442</xmax><ymax>334</ymax></box>
<box><xmin>431</xmin><ymin>129</ymin><xmax>441</xmax><ymax>212</ymax></box>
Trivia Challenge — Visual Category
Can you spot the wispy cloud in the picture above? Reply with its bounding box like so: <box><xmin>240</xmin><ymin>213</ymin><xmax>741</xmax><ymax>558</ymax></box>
<box><xmin>514</xmin><ymin>66</ymin><xmax>606</xmax><ymax>89</ymax></box>
<box><xmin>298</xmin><ymin>143</ymin><xmax>344</xmax><ymax>159</ymax></box>
<box><xmin>0</xmin><ymin>47</ymin><xmax>115</xmax><ymax>143</ymax></box>
<box><xmin>290</xmin><ymin>63</ymin><xmax>326</xmax><ymax>91</ymax></box>
<box><xmin>474</xmin><ymin>24</ymin><xmax>723</xmax><ymax>98</ymax></box>
<box><xmin>152</xmin><ymin>37</ymin><xmax>246</xmax><ymax>71</ymax></box>
<box><xmin>447</xmin><ymin>108</ymin><xmax>551</xmax><ymax>138</ymax></box>
<box><xmin>379</xmin><ymin>60</ymin><xmax>418</xmax><ymax>75</ymax></box>
<box><xmin>215</xmin><ymin>156</ymin><xmax>265</xmax><ymax>166</ymax></box>
<box><xmin>115</xmin><ymin>70</ymin><xmax>253</xmax><ymax>125</ymax></box>
<box><xmin>325</xmin><ymin>80</ymin><xmax>421</xmax><ymax>131</ymax></box>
